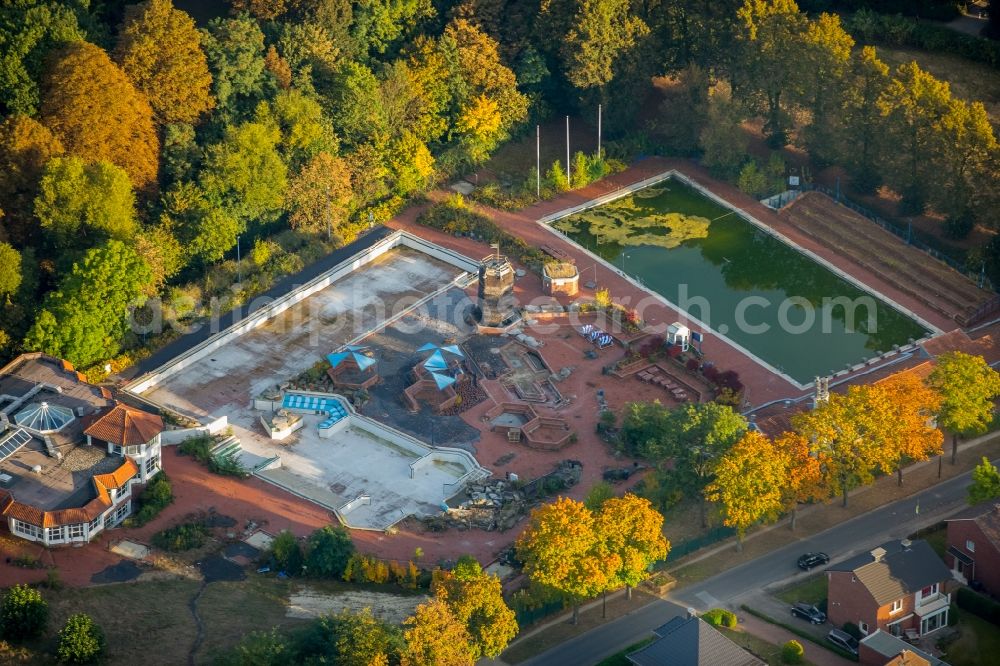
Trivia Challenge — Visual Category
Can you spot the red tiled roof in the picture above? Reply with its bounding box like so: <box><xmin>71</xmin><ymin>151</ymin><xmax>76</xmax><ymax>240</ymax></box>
<box><xmin>84</xmin><ymin>402</ymin><xmax>163</xmax><ymax>446</ymax></box>
<box><xmin>0</xmin><ymin>458</ymin><xmax>139</xmax><ymax>528</ymax></box>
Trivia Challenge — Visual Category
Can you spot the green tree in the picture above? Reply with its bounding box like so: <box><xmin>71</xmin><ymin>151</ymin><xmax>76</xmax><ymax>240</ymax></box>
<box><xmin>933</xmin><ymin>98</ymin><xmax>997</xmax><ymax>222</ymax></box>
<box><xmin>200</xmin><ymin>13</ymin><xmax>269</xmax><ymax>113</ymax></box>
<box><xmin>930</xmin><ymin>351</ymin><xmax>1000</xmax><ymax>465</ymax></box>
<box><xmin>159</xmin><ymin>181</ymin><xmax>239</xmax><ymax>265</ymax></box>
<box><xmin>878</xmin><ymin>61</ymin><xmax>954</xmax><ymax>215</ymax></box>
<box><xmin>40</xmin><ymin>41</ymin><xmax>159</xmax><ymax>190</ymax></box>
<box><xmin>737</xmin><ymin>160</ymin><xmax>768</xmax><ymax>197</ymax></box>
<box><xmin>328</xmin><ymin>61</ymin><xmax>387</xmax><ymax>148</ymax></box>
<box><xmin>0</xmin><ymin>242</ymin><xmax>23</xmax><ymax>298</ymax></box>
<box><xmin>34</xmin><ymin>157</ymin><xmax>138</xmax><ymax>249</ymax></box>
<box><xmin>201</xmin><ymin>121</ymin><xmax>288</xmax><ymax>225</ymax></box>
<box><xmin>23</xmin><ymin>240</ymin><xmax>153</xmax><ymax>368</ymax></box>
<box><xmin>584</xmin><ymin>481</ymin><xmax>615</xmax><ymax>510</ymax></box>
<box><xmin>270</xmin><ymin>530</ymin><xmax>304</xmax><ymax>574</ymax></box>
<box><xmin>969</xmin><ymin>457</ymin><xmax>1000</xmax><ymax>505</ymax></box>
<box><xmin>735</xmin><ymin>0</ymin><xmax>807</xmax><ymax>146</ymax></box>
<box><xmin>842</xmin><ymin>46</ymin><xmax>889</xmax><ymax>193</ymax></box>
<box><xmin>285</xmin><ymin>151</ymin><xmax>353</xmax><ymax>238</ymax></box>
<box><xmin>0</xmin><ymin>1</ymin><xmax>86</xmax><ymax>115</ymax></box>
<box><xmin>388</xmin><ymin>131</ymin><xmax>435</xmax><ymax>195</ymax></box>
<box><xmin>216</xmin><ymin>628</ymin><xmax>289</xmax><ymax>666</ymax></box>
<box><xmin>433</xmin><ymin>560</ymin><xmax>518</xmax><ymax>659</ymax></box>
<box><xmin>56</xmin><ymin>613</ymin><xmax>105</xmax><ymax>664</ymax></box>
<box><xmin>799</xmin><ymin>12</ymin><xmax>853</xmax><ymax>165</ymax></box>
<box><xmin>562</xmin><ymin>0</ymin><xmax>648</xmax><ymax>90</ymax></box>
<box><xmin>298</xmin><ymin>609</ymin><xmax>399</xmax><ymax>665</ymax></box>
<box><xmin>259</xmin><ymin>88</ymin><xmax>336</xmax><ymax>167</ymax></box>
<box><xmin>351</xmin><ymin>0</ymin><xmax>435</xmax><ymax>55</ymax></box>
<box><xmin>699</xmin><ymin>84</ymin><xmax>748</xmax><ymax>178</ymax></box>
<box><xmin>306</xmin><ymin>525</ymin><xmax>355</xmax><ymax>578</ymax></box>
<box><xmin>1</xmin><ymin>584</ymin><xmax>48</xmax><ymax>640</ymax></box>
<box><xmin>116</xmin><ymin>0</ymin><xmax>214</xmax><ymax>125</ymax></box>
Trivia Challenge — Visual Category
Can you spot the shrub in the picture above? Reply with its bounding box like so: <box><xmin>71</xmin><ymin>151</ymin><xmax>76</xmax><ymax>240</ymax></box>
<box><xmin>57</xmin><ymin>613</ymin><xmax>105</xmax><ymax>663</ymax></box>
<box><xmin>271</xmin><ymin>531</ymin><xmax>305</xmax><ymax>575</ymax></box>
<box><xmin>702</xmin><ymin>608</ymin><xmax>737</xmax><ymax>628</ymax></box>
<box><xmin>956</xmin><ymin>587</ymin><xmax>1000</xmax><ymax>627</ymax></box>
<box><xmin>152</xmin><ymin>522</ymin><xmax>209</xmax><ymax>552</ymax></box>
<box><xmin>178</xmin><ymin>435</ymin><xmax>213</xmax><ymax>462</ymax></box>
<box><xmin>0</xmin><ymin>584</ymin><xmax>48</xmax><ymax>640</ymax></box>
<box><xmin>781</xmin><ymin>639</ymin><xmax>804</xmax><ymax>664</ymax></box>
<box><xmin>126</xmin><ymin>472</ymin><xmax>173</xmax><ymax>527</ymax></box>
<box><xmin>208</xmin><ymin>451</ymin><xmax>248</xmax><ymax>478</ymax></box>
<box><xmin>305</xmin><ymin>526</ymin><xmax>355</xmax><ymax>579</ymax></box>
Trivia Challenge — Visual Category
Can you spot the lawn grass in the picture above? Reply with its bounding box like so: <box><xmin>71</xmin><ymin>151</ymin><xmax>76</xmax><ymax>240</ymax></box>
<box><xmin>910</xmin><ymin>521</ymin><xmax>948</xmax><ymax>559</ymax></box>
<box><xmin>594</xmin><ymin>637</ymin><xmax>655</xmax><ymax>666</ymax></box>
<box><xmin>718</xmin><ymin>626</ymin><xmax>816</xmax><ymax>666</ymax></box>
<box><xmin>941</xmin><ymin>608</ymin><xmax>1000</xmax><ymax>666</ymax></box>
<box><xmin>775</xmin><ymin>574</ymin><xmax>828</xmax><ymax>607</ymax></box>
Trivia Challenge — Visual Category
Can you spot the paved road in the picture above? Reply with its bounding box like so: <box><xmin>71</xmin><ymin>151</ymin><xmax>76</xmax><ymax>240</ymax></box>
<box><xmin>521</xmin><ymin>458</ymin><xmax>992</xmax><ymax>665</ymax></box>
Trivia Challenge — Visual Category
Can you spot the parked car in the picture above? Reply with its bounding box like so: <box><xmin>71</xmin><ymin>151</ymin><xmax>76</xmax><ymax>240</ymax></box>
<box><xmin>826</xmin><ymin>628</ymin><xmax>859</xmax><ymax>656</ymax></box>
<box><xmin>790</xmin><ymin>602</ymin><xmax>826</xmax><ymax>625</ymax></box>
<box><xmin>797</xmin><ymin>552</ymin><xmax>830</xmax><ymax>570</ymax></box>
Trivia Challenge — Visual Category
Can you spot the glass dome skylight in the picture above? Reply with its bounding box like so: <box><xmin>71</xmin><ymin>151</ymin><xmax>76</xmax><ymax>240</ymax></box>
<box><xmin>13</xmin><ymin>401</ymin><xmax>75</xmax><ymax>433</ymax></box>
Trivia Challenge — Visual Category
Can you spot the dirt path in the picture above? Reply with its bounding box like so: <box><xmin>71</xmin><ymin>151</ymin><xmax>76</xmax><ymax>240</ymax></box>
<box><xmin>188</xmin><ymin>581</ymin><xmax>208</xmax><ymax>666</ymax></box>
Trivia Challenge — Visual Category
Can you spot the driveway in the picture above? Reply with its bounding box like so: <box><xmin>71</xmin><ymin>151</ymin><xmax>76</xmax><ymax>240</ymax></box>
<box><xmin>738</xmin><ymin>613</ymin><xmax>855</xmax><ymax>666</ymax></box>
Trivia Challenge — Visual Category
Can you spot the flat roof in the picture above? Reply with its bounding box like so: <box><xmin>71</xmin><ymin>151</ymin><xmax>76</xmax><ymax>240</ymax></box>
<box><xmin>0</xmin><ymin>442</ymin><xmax>124</xmax><ymax>511</ymax></box>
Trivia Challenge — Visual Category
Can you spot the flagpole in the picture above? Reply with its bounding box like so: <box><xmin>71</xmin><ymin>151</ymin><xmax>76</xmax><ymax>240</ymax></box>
<box><xmin>536</xmin><ymin>125</ymin><xmax>541</xmax><ymax>199</ymax></box>
<box><xmin>566</xmin><ymin>115</ymin><xmax>571</xmax><ymax>186</ymax></box>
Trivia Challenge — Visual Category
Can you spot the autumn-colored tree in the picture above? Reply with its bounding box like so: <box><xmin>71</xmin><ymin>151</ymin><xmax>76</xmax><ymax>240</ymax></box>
<box><xmin>285</xmin><ymin>151</ymin><xmax>353</xmax><ymax>239</ymax></box>
<box><xmin>516</xmin><ymin>497</ymin><xmax>614</xmax><ymax>624</ymax></box>
<box><xmin>34</xmin><ymin>157</ymin><xmax>138</xmax><ymax>249</ymax></box>
<box><xmin>432</xmin><ymin>558</ymin><xmax>518</xmax><ymax>659</ymax></box>
<box><xmin>388</xmin><ymin>131</ymin><xmax>435</xmax><ymax>196</ymax></box>
<box><xmin>595</xmin><ymin>494</ymin><xmax>669</xmax><ymax>598</ymax></box>
<box><xmin>0</xmin><ymin>115</ymin><xmax>64</xmax><ymax>243</ymax></box>
<box><xmin>115</xmin><ymin>0</ymin><xmax>215</xmax><ymax>125</ymax></box>
<box><xmin>39</xmin><ymin>41</ymin><xmax>159</xmax><ymax>190</ymax></box>
<box><xmin>929</xmin><ymin>351</ymin><xmax>1000</xmax><ymax>465</ymax></box>
<box><xmin>302</xmin><ymin>608</ymin><xmax>397</xmax><ymax>666</ymax></box>
<box><xmin>799</xmin><ymin>12</ymin><xmax>853</xmax><ymax>165</ymax></box>
<box><xmin>400</xmin><ymin>595</ymin><xmax>476</xmax><ymax>666</ymax></box>
<box><xmin>230</xmin><ymin>0</ymin><xmax>289</xmax><ymax>20</ymax></box>
<box><xmin>705</xmin><ymin>431</ymin><xmax>788</xmax><ymax>550</ymax></box>
<box><xmin>0</xmin><ymin>243</ymin><xmax>21</xmax><ymax>297</ymax></box>
<box><xmin>842</xmin><ymin>46</ymin><xmax>890</xmax><ymax>193</ymax></box>
<box><xmin>774</xmin><ymin>431</ymin><xmax>824</xmax><ymax>530</ymax></box>
<box><xmin>792</xmin><ymin>387</ymin><xmax>886</xmax><ymax>507</ymax></box>
<box><xmin>872</xmin><ymin>372</ymin><xmax>943</xmax><ymax>485</ymax></box>
<box><xmin>264</xmin><ymin>45</ymin><xmax>292</xmax><ymax>90</ymax></box>
<box><xmin>258</xmin><ymin>88</ymin><xmax>337</xmax><ymax>167</ymax></box>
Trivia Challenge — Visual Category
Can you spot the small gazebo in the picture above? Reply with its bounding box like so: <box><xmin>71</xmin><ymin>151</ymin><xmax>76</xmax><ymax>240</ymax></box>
<box><xmin>403</xmin><ymin>343</ymin><xmax>467</xmax><ymax>413</ymax></box>
<box><xmin>326</xmin><ymin>345</ymin><xmax>380</xmax><ymax>390</ymax></box>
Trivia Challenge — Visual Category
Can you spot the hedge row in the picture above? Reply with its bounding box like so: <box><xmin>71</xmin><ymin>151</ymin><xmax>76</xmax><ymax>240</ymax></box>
<box><xmin>956</xmin><ymin>587</ymin><xmax>1000</xmax><ymax>627</ymax></box>
<box><xmin>846</xmin><ymin>10</ymin><xmax>1000</xmax><ymax>68</ymax></box>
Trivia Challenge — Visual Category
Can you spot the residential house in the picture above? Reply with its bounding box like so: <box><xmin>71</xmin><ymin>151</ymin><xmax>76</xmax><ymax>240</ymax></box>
<box><xmin>627</xmin><ymin>614</ymin><xmax>765</xmax><ymax>666</ymax></box>
<box><xmin>827</xmin><ymin>539</ymin><xmax>952</xmax><ymax>640</ymax></box>
<box><xmin>859</xmin><ymin>630</ymin><xmax>949</xmax><ymax>666</ymax></box>
<box><xmin>944</xmin><ymin>501</ymin><xmax>1000</xmax><ymax>596</ymax></box>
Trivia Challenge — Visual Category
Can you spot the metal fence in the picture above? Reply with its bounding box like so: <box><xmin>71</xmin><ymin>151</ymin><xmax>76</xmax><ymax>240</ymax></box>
<box><xmin>662</xmin><ymin>526</ymin><xmax>737</xmax><ymax>562</ymax></box>
<box><xmin>804</xmin><ymin>183</ymin><xmax>991</xmax><ymax>290</ymax></box>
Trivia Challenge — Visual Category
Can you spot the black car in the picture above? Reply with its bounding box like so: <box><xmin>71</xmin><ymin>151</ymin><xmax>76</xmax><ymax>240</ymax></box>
<box><xmin>790</xmin><ymin>602</ymin><xmax>826</xmax><ymax>625</ymax></box>
<box><xmin>797</xmin><ymin>552</ymin><xmax>830</xmax><ymax>570</ymax></box>
<box><xmin>827</xmin><ymin>628</ymin><xmax>859</xmax><ymax>656</ymax></box>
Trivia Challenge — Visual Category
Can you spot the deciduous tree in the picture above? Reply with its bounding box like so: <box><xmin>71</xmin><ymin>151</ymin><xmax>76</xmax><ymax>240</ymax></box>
<box><xmin>562</xmin><ymin>0</ymin><xmax>648</xmax><ymax>91</ymax></box>
<box><xmin>595</xmin><ymin>494</ymin><xmax>669</xmax><ymax>597</ymax></box>
<box><xmin>116</xmin><ymin>0</ymin><xmax>215</xmax><ymax>125</ymax></box>
<box><xmin>0</xmin><ymin>114</ymin><xmax>63</xmax><ymax>243</ymax></box>
<box><xmin>200</xmin><ymin>14</ymin><xmax>269</xmax><ymax>113</ymax></box>
<box><xmin>34</xmin><ymin>157</ymin><xmax>138</xmax><ymax>249</ymax></box>
<box><xmin>705</xmin><ymin>431</ymin><xmax>787</xmax><ymax>550</ymax></box>
<box><xmin>24</xmin><ymin>240</ymin><xmax>153</xmax><ymax>368</ymax></box>
<box><xmin>40</xmin><ymin>41</ymin><xmax>159</xmax><ymax>190</ymax></box>
<box><xmin>285</xmin><ymin>151</ymin><xmax>353</xmax><ymax>238</ymax></box>
<box><xmin>57</xmin><ymin>613</ymin><xmax>105</xmax><ymax>664</ymax></box>
<box><xmin>872</xmin><ymin>372</ymin><xmax>942</xmax><ymax>485</ymax></box>
<box><xmin>305</xmin><ymin>525</ymin><xmax>355</xmax><ymax>579</ymax></box>
<box><xmin>433</xmin><ymin>558</ymin><xmax>518</xmax><ymax>659</ymax></box>
<box><xmin>298</xmin><ymin>609</ymin><xmax>397</xmax><ymax>666</ymax></box>
<box><xmin>201</xmin><ymin>121</ymin><xmax>288</xmax><ymax>225</ymax></box>
<box><xmin>516</xmin><ymin>497</ymin><xmax>614</xmax><ymax>624</ymax></box>
<box><xmin>969</xmin><ymin>457</ymin><xmax>1000</xmax><ymax>505</ymax></box>
<box><xmin>929</xmin><ymin>351</ymin><xmax>1000</xmax><ymax>465</ymax></box>
<box><xmin>401</xmin><ymin>595</ymin><xmax>476</xmax><ymax>666</ymax></box>
<box><xmin>0</xmin><ymin>243</ymin><xmax>21</xmax><ymax>297</ymax></box>
<box><xmin>842</xmin><ymin>46</ymin><xmax>889</xmax><ymax>193</ymax></box>
<box><xmin>774</xmin><ymin>431</ymin><xmax>824</xmax><ymax>530</ymax></box>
